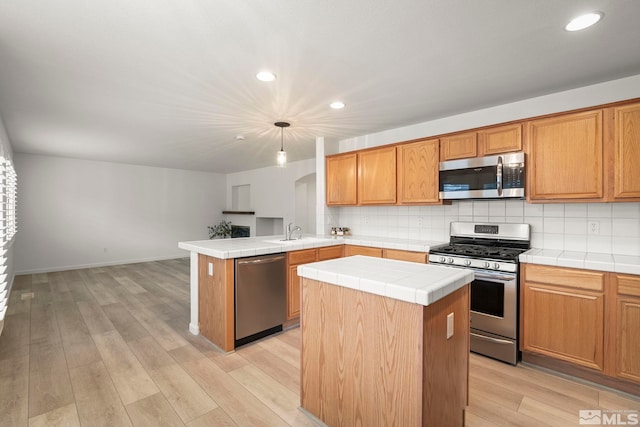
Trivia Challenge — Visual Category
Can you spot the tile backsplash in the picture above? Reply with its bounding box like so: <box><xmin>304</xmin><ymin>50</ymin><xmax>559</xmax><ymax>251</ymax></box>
<box><xmin>337</xmin><ymin>201</ymin><xmax>640</xmax><ymax>256</ymax></box>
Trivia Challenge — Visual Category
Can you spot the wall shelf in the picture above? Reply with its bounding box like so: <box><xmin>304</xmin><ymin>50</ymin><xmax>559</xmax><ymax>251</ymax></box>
<box><xmin>223</xmin><ymin>211</ymin><xmax>255</xmax><ymax>215</ymax></box>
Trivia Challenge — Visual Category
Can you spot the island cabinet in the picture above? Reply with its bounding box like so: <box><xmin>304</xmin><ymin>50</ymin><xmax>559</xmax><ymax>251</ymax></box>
<box><xmin>397</xmin><ymin>138</ymin><xmax>441</xmax><ymax>205</ymax></box>
<box><xmin>358</xmin><ymin>145</ymin><xmax>397</xmax><ymax>205</ymax></box>
<box><xmin>526</xmin><ymin>109</ymin><xmax>604</xmax><ymax>202</ymax></box>
<box><xmin>440</xmin><ymin>124</ymin><xmax>522</xmax><ymax>161</ymax></box>
<box><xmin>521</xmin><ymin>264</ymin><xmax>640</xmax><ymax>395</ymax></box>
<box><xmin>612</xmin><ymin>102</ymin><xmax>640</xmax><ymax>200</ymax></box>
<box><xmin>286</xmin><ymin>246</ymin><xmax>344</xmax><ymax>319</ymax></box>
<box><xmin>300</xmin><ymin>267</ymin><xmax>470</xmax><ymax>426</ymax></box>
<box><xmin>326</xmin><ymin>152</ymin><xmax>357</xmax><ymax>206</ymax></box>
<box><xmin>198</xmin><ymin>254</ymin><xmax>235</xmax><ymax>352</ymax></box>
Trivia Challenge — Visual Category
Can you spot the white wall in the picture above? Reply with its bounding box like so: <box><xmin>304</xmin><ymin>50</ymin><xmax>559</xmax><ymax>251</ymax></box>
<box><xmin>225</xmin><ymin>158</ymin><xmax>316</xmax><ymax>236</ymax></box>
<box><xmin>14</xmin><ymin>153</ymin><xmax>226</xmax><ymax>273</ymax></box>
<box><xmin>335</xmin><ymin>74</ymin><xmax>640</xmax><ymax>255</ymax></box>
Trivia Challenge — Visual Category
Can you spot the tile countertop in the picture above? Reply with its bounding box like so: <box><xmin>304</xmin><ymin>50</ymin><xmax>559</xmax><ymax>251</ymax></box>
<box><xmin>297</xmin><ymin>255</ymin><xmax>474</xmax><ymax>307</ymax></box>
<box><xmin>519</xmin><ymin>249</ymin><xmax>640</xmax><ymax>275</ymax></box>
<box><xmin>178</xmin><ymin>235</ymin><xmax>447</xmax><ymax>260</ymax></box>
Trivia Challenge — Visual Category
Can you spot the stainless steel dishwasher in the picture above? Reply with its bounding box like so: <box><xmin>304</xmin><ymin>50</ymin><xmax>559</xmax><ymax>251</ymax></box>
<box><xmin>235</xmin><ymin>253</ymin><xmax>286</xmax><ymax>345</ymax></box>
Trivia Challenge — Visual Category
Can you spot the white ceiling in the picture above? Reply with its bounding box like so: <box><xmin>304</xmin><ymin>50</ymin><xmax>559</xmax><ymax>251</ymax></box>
<box><xmin>1</xmin><ymin>1</ymin><xmax>639</xmax><ymax>173</ymax></box>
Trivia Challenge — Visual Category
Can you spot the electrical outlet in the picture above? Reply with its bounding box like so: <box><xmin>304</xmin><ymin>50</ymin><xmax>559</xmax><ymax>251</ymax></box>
<box><xmin>588</xmin><ymin>221</ymin><xmax>600</xmax><ymax>235</ymax></box>
<box><xmin>446</xmin><ymin>312</ymin><xmax>454</xmax><ymax>339</ymax></box>
<box><xmin>417</xmin><ymin>216</ymin><xmax>424</xmax><ymax>227</ymax></box>
<box><xmin>364</xmin><ymin>216</ymin><xmax>369</xmax><ymax>225</ymax></box>
<box><xmin>208</xmin><ymin>262</ymin><xmax>214</xmax><ymax>276</ymax></box>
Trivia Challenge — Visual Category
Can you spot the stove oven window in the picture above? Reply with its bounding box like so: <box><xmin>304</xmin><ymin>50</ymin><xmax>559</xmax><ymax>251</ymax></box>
<box><xmin>471</xmin><ymin>278</ymin><xmax>505</xmax><ymax>318</ymax></box>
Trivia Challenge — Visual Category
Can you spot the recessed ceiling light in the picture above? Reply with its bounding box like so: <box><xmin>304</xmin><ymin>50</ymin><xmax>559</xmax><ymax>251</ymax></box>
<box><xmin>256</xmin><ymin>71</ymin><xmax>276</xmax><ymax>82</ymax></box>
<box><xmin>235</xmin><ymin>135</ymin><xmax>245</xmax><ymax>141</ymax></box>
<box><xmin>565</xmin><ymin>12</ymin><xmax>603</xmax><ymax>31</ymax></box>
<box><xmin>330</xmin><ymin>101</ymin><xmax>345</xmax><ymax>109</ymax></box>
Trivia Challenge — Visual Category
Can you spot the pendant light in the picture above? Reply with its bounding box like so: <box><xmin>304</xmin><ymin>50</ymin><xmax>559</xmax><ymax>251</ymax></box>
<box><xmin>275</xmin><ymin>121</ymin><xmax>290</xmax><ymax>168</ymax></box>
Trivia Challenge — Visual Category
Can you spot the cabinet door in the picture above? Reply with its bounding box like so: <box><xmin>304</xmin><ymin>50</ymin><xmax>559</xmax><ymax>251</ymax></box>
<box><xmin>326</xmin><ymin>153</ymin><xmax>357</xmax><ymax>206</ymax></box>
<box><xmin>397</xmin><ymin>138</ymin><xmax>440</xmax><ymax>204</ymax></box>
<box><xmin>287</xmin><ymin>265</ymin><xmax>302</xmax><ymax>319</ymax></box>
<box><xmin>478</xmin><ymin>124</ymin><xmax>522</xmax><ymax>156</ymax></box>
<box><xmin>358</xmin><ymin>146</ymin><xmax>397</xmax><ymax>204</ymax></box>
<box><xmin>382</xmin><ymin>249</ymin><xmax>427</xmax><ymax>263</ymax></box>
<box><xmin>344</xmin><ymin>245</ymin><xmax>383</xmax><ymax>257</ymax></box>
<box><xmin>440</xmin><ymin>131</ymin><xmax>477</xmax><ymax>161</ymax></box>
<box><xmin>614</xmin><ymin>274</ymin><xmax>640</xmax><ymax>382</ymax></box>
<box><xmin>522</xmin><ymin>264</ymin><xmax>605</xmax><ymax>371</ymax></box>
<box><xmin>523</xmin><ymin>282</ymin><xmax>604</xmax><ymax>370</ymax></box>
<box><xmin>613</xmin><ymin>103</ymin><xmax>640</xmax><ymax>199</ymax></box>
<box><xmin>527</xmin><ymin>110</ymin><xmax>604</xmax><ymax>201</ymax></box>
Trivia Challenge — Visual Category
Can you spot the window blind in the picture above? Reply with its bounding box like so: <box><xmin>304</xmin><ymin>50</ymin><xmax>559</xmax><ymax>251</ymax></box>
<box><xmin>0</xmin><ymin>156</ymin><xmax>16</xmax><ymax>327</ymax></box>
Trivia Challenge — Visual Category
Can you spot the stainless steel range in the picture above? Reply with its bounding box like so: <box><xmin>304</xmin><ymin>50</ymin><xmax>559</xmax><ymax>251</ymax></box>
<box><xmin>428</xmin><ymin>222</ymin><xmax>530</xmax><ymax>365</ymax></box>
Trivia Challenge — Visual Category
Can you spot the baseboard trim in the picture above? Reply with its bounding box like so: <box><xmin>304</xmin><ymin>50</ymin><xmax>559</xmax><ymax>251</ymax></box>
<box><xmin>15</xmin><ymin>254</ymin><xmax>189</xmax><ymax>275</ymax></box>
<box><xmin>522</xmin><ymin>351</ymin><xmax>640</xmax><ymax>396</ymax></box>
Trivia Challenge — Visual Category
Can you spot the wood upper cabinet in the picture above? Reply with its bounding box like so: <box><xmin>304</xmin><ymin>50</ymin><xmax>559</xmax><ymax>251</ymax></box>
<box><xmin>326</xmin><ymin>153</ymin><xmax>357</xmax><ymax>206</ymax></box>
<box><xmin>612</xmin><ymin>274</ymin><xmax>640</xmax><ymax>382</ymax></box>
<box><xmin>358</xmin><ymin>146</ymin><xmax>397</xmax><ymax>205</ymax></box>
<box><xmin>521</xmin><ymin>264</ymin><xmax>605</xmax><ymax>371</ymax></box>
<box><xmin>478</xmin><ymin>123</ymin><xmax>522</xmax><ymax>156</ymax></box>
<box><xmin>527</xmin><ymin>110</ymin><xmax>604</xmax><ymax>201</ymax></box>
<box><xmin>397</xmin><ymin>138</ymin><xmax>440</xmax><ymax>204</ymax></box>
<box><xmin>612</xmin><ymin>102</ymin><xmax>640</xmax><ymax>199</ymax></box>
<box><xmin>440</xmin><ymin>131</ymin><xmax>477</xmax><ymax>161</ymax></box>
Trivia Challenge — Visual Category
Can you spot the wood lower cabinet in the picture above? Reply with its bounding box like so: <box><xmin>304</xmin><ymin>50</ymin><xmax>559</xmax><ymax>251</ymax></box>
<box><xmin>522</xmin><ymin>264</ymin><xmax>605</xmax><ymax>371</ymax></box>
<box><xmin>198</xmin><ymin>255</ymin><xmax>235</xmax><ymax>352</ymax></box>
<box><xmin>478</xmin><ymin>123</ymin><xmax>522</xmax><ymax>156</ymax></box>
<box><xmin>612</xmin><ymin>102</ymin><xmax>640</xmax><ymax>200</ymax></box>
<box><xmin>382</xmin><ymin>249</ymin><xmax>427</xmax><ymax>263</ymax></box>
<box><xmin>522</xmin><ymin>264</ymin><xmax>640</xmax><ymax>393</ymax></box>
<box><xmin>612</xmin><ymin>274</ymin><xmax>640</xmax><ymax>383</ymax></box>
<box><xmin>344</xmin><ymin>245</ymin><xmax>383</xmax><ymax>257</ymax></box>
<box><xmin>440</xmin><ymin>131</ymin><xmax>477</xmax><ymax>161</ymax></box>
<box><xmin>287</xmin><ymin>246</ymin><xmax>344</xmax><ymax>319</ymax></box>
<box><xmin>397</xmin><ymin>138</ymin><xmax>441</xmax><ymax>205</ymax></box>
<box><xmin>527</xmin><ymin>110</ymin><xmax>604</xmax><ymax>201</ymax></box>
<box><xmin>358</xmin><ymin>146</ymin><xmax>397</xmax><ymax>204</ymax></box>
<box><xmin>326</xmin><ymin>152</ymin><xmax>357</xmax><ymax>206</ymax></box>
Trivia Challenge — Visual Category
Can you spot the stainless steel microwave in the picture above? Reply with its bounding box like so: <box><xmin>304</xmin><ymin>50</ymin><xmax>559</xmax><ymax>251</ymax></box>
<box><xmin>439</xmin><ymin>152</ymin><xmax>525</xmax><ymax>200</ymax></box>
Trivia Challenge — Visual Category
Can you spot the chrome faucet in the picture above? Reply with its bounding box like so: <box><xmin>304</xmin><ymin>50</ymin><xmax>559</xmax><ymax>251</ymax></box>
<box><xmin>286</xmin><ymin>222</ymin><xmax>302</xmax><ymax>240</ymax></box>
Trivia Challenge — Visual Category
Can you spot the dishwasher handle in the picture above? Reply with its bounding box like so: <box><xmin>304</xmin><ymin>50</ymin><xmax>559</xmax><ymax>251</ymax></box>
<box><xmin>237</xmin><ymin>255</ymin><xmax>286</xmax><ymax>265</ymax></box>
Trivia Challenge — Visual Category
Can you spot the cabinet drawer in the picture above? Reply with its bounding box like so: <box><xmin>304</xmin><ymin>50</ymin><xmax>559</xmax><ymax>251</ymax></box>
<box><xmin>524</xmin><ymin>264</ymin><xmax>604</xmax><ymax>292</ymax></box>
<box><xmin>617</xmin><ymin>274</ymin><xmax>640</xmax><ymax>297</ymax></box>
<box><xmin>383</xmin><ymin>249</ymin><xmax>427</xmax><ymax>263</ymax></box>
<box><xmin>288</xmin><ymin>249</ymin><xmax>318</xmax><ymax>265</ymax></box>
<box><xmin>344</xmin><ymin>245</ymin><xmax>383</xmax><ymax>257</ymax></box>
<box><xmin>318</xmin><ymin>245</ymin><xmax>343</xmax><ymax>261</ymax></box>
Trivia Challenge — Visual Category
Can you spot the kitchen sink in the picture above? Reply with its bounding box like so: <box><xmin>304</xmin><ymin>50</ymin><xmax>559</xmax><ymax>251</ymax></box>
<box><xmin>262</xmin><ymin>237</ymin><xmax>333</xmax><ymax>245</ymax></box>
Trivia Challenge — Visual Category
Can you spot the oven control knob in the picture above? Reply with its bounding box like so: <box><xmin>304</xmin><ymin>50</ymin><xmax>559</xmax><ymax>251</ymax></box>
<box><xmin>493</xmin><ymin>263</ymin><xmax>500</xmax><ymax>270</ymax></box>
<box><xmin>447</xmin><ymin>258</ymin><xmax>454</xmax><ymax>264</ymax></box>
<box><xmin>483</xmin><ymin>262</ymin><xmax>490</xmax><ymax>268</ymax></box>
<box><xmin>464</xmin><ymin>260</ymin><xmax>471</xmax><ymax>266</ymax></box>
<box><xmin>440</xmin><ymin>257</ymin><xmax>446</xmax><ymax>263</ymax></box>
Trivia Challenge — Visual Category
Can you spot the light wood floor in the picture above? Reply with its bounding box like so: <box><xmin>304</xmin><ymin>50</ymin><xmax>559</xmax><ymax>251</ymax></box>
<box><xmin>0</xmin><ymin>259</ymin><xmax>637</xmax><ymax>427</ymax></box>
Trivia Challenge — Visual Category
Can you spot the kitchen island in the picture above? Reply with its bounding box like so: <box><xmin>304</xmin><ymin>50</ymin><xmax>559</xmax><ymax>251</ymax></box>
<box><xmin>297</xmin><ymin>256</ymin><xmax>474</xmax><ymax>427</ymax></box>
<box><xmin>178</xmin><ymin>235</ymin><xmax>445</xmax><ymax>351</ymax></box>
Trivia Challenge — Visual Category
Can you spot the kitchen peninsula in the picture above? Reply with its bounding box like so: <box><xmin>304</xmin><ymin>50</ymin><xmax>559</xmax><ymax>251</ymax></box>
<box><xmin>298</xmin><ymin>256</ymin><xmax>474</xmax><ymax>426</ymax></box>
<box><xmin>178</xmin><ymin>235</ymin><xmax>446</xmax><ymax>351</ymax></box>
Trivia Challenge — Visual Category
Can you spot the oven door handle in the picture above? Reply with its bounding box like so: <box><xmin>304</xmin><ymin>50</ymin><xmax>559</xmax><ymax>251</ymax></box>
<box><xmin>472</xmin><ymin>271</ymin><xmax>516</xmax><ymax>282</ymax></box>
<box><xmin>470</xmin><ymin>332</ymin><xmax>513</xmax><ymax>345</ymax></box>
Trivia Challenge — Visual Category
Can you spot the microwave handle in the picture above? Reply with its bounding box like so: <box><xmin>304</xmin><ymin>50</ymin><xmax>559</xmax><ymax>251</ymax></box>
<box><xmin>496</xmin><ymin>155</ymin><xmax>503</xmax><ymax>196</ymax></box>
